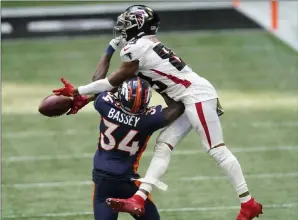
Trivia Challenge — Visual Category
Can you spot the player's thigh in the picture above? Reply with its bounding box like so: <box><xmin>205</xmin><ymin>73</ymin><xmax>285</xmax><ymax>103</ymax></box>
<box><xmin>93</xmin><ymin>183</ymin><xmax>119</xmax><ymax>220</ymax></box>
<box><xmin>185</xmin><ymin>99</ymin><xmax>224</xmax><ymax>151</ymax></box>
<box><xmin>156</xmin><ymin>112</ymin><xmax>192</xmax><ymax>148</ymax></box>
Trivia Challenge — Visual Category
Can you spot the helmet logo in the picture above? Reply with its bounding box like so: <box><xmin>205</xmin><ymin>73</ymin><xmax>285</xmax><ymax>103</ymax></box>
<box><xmin>120</xmin><ymin>82</ymin><xmax>129</xmax><ymax>101</ymax></box>
<box><xmin>134</xmin><ymin>10</ymin><xmax>146</xmax><ymax>29</ymax></box>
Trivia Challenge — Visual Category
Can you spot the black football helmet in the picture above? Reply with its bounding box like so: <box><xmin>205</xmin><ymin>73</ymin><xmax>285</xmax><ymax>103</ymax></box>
<box><xmin>114</xmin><ymin>5</ymin><xmax>160</xmax><ymax>41</ymax></box>
<box><xmin>118</xmin><ymin>77</ymin><xmax>152</xmax><ymax>114</ymax></box>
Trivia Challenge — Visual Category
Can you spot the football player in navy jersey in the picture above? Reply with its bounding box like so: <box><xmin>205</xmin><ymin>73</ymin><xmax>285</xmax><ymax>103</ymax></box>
<box><xmin>65</xmin><ymin>77</ymin><xmax>184</xmax><ymax>220</ymax></box>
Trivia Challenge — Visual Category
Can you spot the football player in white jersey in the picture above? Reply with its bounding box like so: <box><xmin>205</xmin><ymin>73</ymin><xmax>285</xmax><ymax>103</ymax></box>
<box><xmin>53</xmin><ymin>5</ymin><xmax>262</xmax><ymax>220</ymax></box>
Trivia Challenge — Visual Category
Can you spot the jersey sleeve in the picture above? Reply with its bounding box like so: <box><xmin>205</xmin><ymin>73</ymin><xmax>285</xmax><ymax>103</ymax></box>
<box><xmin>93</xmin><ymin>91</ymin><xmax>109</xmax><ymax>114</ymax></box>
<box><xmin>146</xmin><ymin>105</ymin><xmax>165</xmax><ymax>132</ymax></box>
<box><xmin>120</xmin><ymin>39</ymin><xmax>150</xmax><ymax>65</ymax></box>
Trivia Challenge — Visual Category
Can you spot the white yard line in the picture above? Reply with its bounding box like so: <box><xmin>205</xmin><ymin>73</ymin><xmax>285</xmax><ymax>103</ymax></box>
<box><xmin>3</xmin><ymin>203</ymin><xmax>297</xmax><ymax>219</ymax></box>
<box><xmin>181</xmin><ymin>172</ymin><xmax>298</xmax><ymax>181</ymax></box>
<box><xmin>4</xmin><ymin>171</ymin><xmax>298</xmax><ymax>189</ymax></box>
<box><xmin>2</xmin><ymin>129</ymin><xmax>87</xmax><ymax>138</ymax></box>
<box><xmin>250</xmin><ymin>121</ymin><xmax>298</xmax><ymax>128</ymax></box>
<box><xmin>3</xmin><ymin>121</ymin><xmax>298</xmax><ymax>139</ymax></box>
<box><xmin>3</xmin><ymin>145</ymin><xmax>298</xmax><ymax>163</ymax></box>
<box><xmin>6</xmin><ymin>180</ymin><xmax>93</xmax><ymax>189</ymax></box>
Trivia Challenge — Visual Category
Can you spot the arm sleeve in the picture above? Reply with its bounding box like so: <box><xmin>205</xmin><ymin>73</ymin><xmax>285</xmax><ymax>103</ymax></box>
<box><xmin>147</xmin><ymin>105</ymin><xmax>165</xmax><ymax>132</ymax></box>
<box><xmin>78</xmin><ymin>78</ymin><xmax>114</xmax><ymax>95</ymax></box>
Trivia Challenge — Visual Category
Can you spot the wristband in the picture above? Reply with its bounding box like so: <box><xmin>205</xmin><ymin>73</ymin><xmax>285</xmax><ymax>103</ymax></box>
<box><xmin>105</xmin><ymin>45</ymin><xmax>115</xmax><ymax>55</ymax></box>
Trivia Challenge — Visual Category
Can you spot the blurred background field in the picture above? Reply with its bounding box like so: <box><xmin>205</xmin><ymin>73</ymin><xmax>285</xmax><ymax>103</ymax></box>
<box><xmin>2</xmin><ymin>1</ymin><xmax>298</xmax><ymax>220</ymax></box>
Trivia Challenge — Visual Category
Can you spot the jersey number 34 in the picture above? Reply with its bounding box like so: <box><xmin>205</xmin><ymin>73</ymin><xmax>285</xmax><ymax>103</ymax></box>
<box><xmin>100</xmin><ymin>118</ymin><xmax>139</xmax><ymax>156</ymax></box>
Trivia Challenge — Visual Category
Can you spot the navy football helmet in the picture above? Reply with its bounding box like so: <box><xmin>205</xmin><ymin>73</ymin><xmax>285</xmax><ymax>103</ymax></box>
<box><xmin>118</xmin><ymin>77</ymin><xmax>152</xmax><ymax>114</ymax></box>
<box><xmin>114</xmin><ymin>5</ymin><xmax>160</xmax><ymax>41</ymax></box>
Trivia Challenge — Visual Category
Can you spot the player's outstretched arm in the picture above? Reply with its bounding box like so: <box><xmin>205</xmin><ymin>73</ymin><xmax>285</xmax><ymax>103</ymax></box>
<box><xmin>53</xmin><ymin>61</ymin><xmax>138</xmax><ymax>97</ymax></box>
<box><xmin>74</xmin><ymin>61</ymin><xmax>138</xmax><ymax>96</ymax></box>
<box><xmin>107</xmin><ymin>61</ymin><xmax>138</xmax><ymax>86</ymax></box>
<box><xmin>161</xmin><ymin>94</ymin><xmax>185</xmax><ymax>127</ymax></box>
<box><xmin>92</xmin><ymin>37</ymin><xmax>126</xmax><ymax>81</ymax></box>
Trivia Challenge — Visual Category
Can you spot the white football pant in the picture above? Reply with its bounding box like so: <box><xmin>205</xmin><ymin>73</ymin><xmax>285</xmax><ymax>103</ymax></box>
<box><xmin>158</xmin><ymin>98</ymin><xmax>223</xmax><ymax>151</ymax></box>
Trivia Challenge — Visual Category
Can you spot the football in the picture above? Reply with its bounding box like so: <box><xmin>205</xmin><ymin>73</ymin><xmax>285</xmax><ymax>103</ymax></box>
<box><xmin>38</xmin><ymin>94</ymin><xmax>72</xmax><ymax>117</ymax></box>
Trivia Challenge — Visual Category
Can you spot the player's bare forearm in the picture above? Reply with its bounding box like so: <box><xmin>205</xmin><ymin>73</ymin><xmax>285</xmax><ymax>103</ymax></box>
<box><xmin>161</xmin><ymin>94</ymin><xmax>185</xmax><ymax>127</ymax></box>
<box><xmin>92</xmin><ymin>54</ymin><xmax>113</xmax><ymax>81</ymax></box>
<box><xmin>108</xmin><ymin>61</ymin><xmax>139</xmax><ymax>87</ymax></box>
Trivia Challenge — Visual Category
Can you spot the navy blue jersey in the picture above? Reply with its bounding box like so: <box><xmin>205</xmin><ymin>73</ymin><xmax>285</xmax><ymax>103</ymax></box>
<box><xmin>93</xmin><ymin>92</ymin><xmax>164</xmax><ymax>179</ymax></box>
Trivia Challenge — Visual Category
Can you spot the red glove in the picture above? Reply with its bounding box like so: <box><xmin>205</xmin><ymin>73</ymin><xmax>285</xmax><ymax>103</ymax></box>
<box><xmin>52</xmin><ymin>78</ymin><xmax>75</xmax><ymax>97</ymax></box>
<box><xmin>66</xmin><ymin>95</ymin><xmax>89</xmax><ymax>115</ymax></box>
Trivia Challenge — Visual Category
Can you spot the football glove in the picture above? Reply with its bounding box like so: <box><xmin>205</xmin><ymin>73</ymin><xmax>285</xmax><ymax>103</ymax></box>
<box><xmin>66</xmin><ymin>95</ymin><xmax>89</xmax><ymax>115</ymax></box>
<box><xmin>109</xmin><ymin>36</ymin><xmax>126</xmax><ymax>50</ymax></box>
<box><xmin>53</xmin><ymin>78</ymin><xmax>75</xmax><ymax>97</ymax></box>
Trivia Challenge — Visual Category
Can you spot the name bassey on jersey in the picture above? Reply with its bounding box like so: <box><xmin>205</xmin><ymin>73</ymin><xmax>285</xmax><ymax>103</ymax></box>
<box><xmin>92</xmin><ymin>91</ymin><xmax>164</xmax><ymax>182</ymax></box>
<box><xmin>107</xmin><ymin>108</ymin><xmax>140</xmax><ymax>127</ymax></box>
<box><xmin>120</xmin><ymin>35</ymin><xmax>218</xmax><ymax>104</ymax></box>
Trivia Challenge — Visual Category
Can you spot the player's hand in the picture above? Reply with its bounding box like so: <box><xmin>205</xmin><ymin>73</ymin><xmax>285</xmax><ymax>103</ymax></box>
<box><xmin>52</xmin><ymin>78</ymin><xmax>75</xmax><ymax>97</ymax></box>
<box><xmin>66</xmin><ymin>95</ymin><xmax>89</xmax><ymax>115</ymax></box>
<box><xmin>109</xmin><ymin>36</ymin><xmax>126</xmax><ymax>50</ymax></box>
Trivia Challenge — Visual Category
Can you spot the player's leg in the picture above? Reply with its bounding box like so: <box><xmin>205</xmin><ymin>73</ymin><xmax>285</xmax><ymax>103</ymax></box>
<box><xmin>184</xmin><ymin>99</ymin><xmax>262</xmax><ymax>220</ymax></box>
<box><xmin>137</xmin><ymin>113</ymin><xmax>192</xmax><ymax>197</ymax></box>
<box><xmin>106</xmin><ymin>113</ymin><xmax>192</xmax><ymax>215</ymax></box>
<box><xmin>93</xmin><ymin>182</ymin><xmax>119</xmax><ymax>220</ymax></box>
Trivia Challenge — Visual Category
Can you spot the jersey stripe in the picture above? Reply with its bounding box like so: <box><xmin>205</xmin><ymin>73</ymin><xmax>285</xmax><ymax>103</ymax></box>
<box><xmin>150</xmin><ymin>69</ymin><xmax>191</xmax><ymax>88</ymax></box>
<box><xmin>133</xmin><ymin>135</ymin><xmax>150</xmax><ymax>172</ymax></box>
<box><xmin>92</xmin><ymin>184</ymin><xmax>95</xmax><ymax>209</ymax></box>
<box><xmin>131</xmin><ymin>78</ymin><xmax>142</xmax><ymax>113</ymax></box>
<box><xmin>195</xmin><ymin>102</ymin><xmax>212</xmax><ymax>148</ymax></box>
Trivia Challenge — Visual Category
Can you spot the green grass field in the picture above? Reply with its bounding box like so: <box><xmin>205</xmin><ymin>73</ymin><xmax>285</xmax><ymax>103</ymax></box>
<box><xmin>2</xmin><ymin>30</ymin><xmax>298</xmax><ymax>220</ymax></box>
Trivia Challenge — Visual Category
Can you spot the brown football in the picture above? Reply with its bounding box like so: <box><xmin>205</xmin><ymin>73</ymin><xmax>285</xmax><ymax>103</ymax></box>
<box><xmin>38</xmin><ymin>95</ymin><xmax>72</xmax><ymax>117</ymax></box>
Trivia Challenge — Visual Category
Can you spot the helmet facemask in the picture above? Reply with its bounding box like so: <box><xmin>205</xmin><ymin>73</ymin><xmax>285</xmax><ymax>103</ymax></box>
<box><xmin>114</xmin><ymin>12</ymin><xmax>139</xmax><ymax>40</ymax></box>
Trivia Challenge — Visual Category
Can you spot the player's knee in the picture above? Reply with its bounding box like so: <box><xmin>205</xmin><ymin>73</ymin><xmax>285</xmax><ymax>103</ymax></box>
<box><xmin>154</xmin><ymin>142</ymin><xmax>172</xmax><ymax>158</ymax></box>
<box><xmin>208</xmin><ymin>145</ymin><xmax>237</xmax><ymax>165</ymax></box>
<box><xmin>156</xmin><ymin>132</ymin><xmax>177</xmax><ymax>148</ymax></box>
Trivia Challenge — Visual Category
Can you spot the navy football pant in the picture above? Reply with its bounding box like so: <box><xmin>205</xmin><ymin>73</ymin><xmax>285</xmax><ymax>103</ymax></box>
<box><xmin>92</xmin><ymin>178</ymin><xmax>160</xmax><ymax>220</ymax></box>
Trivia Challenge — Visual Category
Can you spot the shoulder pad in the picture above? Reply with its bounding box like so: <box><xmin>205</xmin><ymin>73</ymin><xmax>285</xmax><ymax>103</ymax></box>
<box><xmin>120</xmin><ymin>38</ymin><xmax>151</xmax><ymax>62</ymax></box>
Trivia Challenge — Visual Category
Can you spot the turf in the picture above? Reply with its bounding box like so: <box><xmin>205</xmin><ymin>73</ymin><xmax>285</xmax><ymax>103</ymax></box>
<box><xmin>2</xmin><ymin>30</ymin><xmax>298</xmax><ymax>220</ymax></box>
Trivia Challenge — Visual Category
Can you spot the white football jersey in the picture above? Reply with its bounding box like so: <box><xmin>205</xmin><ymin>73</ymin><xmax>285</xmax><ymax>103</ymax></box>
<box><xmin>120</xmin><ymin>35</ymin><xmax>218</xmax><ymax>104</ymax></box>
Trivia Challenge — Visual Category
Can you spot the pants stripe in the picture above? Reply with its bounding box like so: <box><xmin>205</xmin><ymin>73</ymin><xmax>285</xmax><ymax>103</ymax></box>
<box><xmin>92</xmin><ymin>184</ymin><xmax>95</xmax><ymax>210</ymax></box>
<box><xmin>195</xmin><ymin>102</ymin><xmax>212</xmax><ymax>148</ymax></box>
